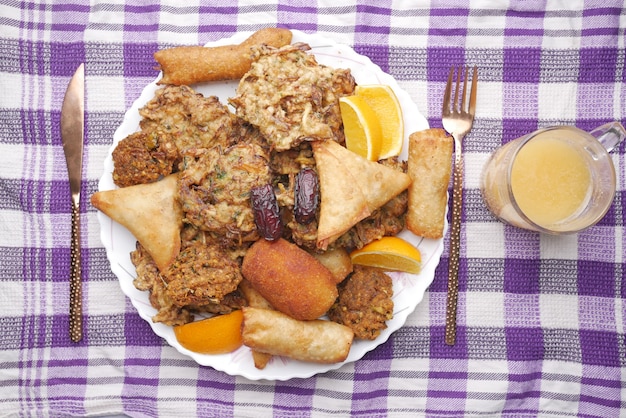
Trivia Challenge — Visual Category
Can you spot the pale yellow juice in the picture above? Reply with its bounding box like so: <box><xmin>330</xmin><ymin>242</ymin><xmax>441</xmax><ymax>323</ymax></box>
<box><xmin>511</xmin><ymin>136</ymin><xmax>591</xmax><ymax>227</ymax></box>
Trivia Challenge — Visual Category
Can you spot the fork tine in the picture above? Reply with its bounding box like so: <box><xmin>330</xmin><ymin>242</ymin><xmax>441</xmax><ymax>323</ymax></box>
<box><xmin>453</xmin><ymin>67</ymin><xmax>461</xmax><ymax>112</ymax></box>
<box><xmin>469</xmin><ymin>66</ymin><xmax>478</xmax><ymax>116</ymax></box>
<box><xmin>442</xmin><ymin>67</ymin><xmax>454</xmax><ymax>114</ymax></box>
<box><xmin>461</xmin><ymin>66</ymin><xmax>469</xmax><ymax>112</ymax></box>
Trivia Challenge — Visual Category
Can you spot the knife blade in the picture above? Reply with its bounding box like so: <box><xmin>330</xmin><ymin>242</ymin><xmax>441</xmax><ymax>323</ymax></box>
<box><xmin>60</xmin><ymin>63</ymin><xmax>85</xmax><ymax>342</ymax></box>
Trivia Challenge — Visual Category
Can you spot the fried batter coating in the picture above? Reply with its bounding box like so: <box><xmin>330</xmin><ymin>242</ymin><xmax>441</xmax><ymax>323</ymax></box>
<box><xmin>131</xmin><ymin>240</ymin><xmax>247</xmax><ymax>326</ymax></box>
<box><xmin>328</xmin><ymin>265</ymin><xmax>394</xmax><ymax>340</ymax></box>
<box><xmin>230</xmin><ymin>43</ymin><xmax>355</xmax><ymax>151</ymax></box>
<box><xmin>241</xmin><ymin>238</ymin><xmax>338</xmax><ymax>321</ymax></box>
<box><xmin>131</xmin><ymin>242</ymin><xmax>194</xmax><ymax>326</ymax></box>
<box><xmin>178</xmin><ymin>142</ymin><xmax>271</xmax><ymax>246</ymax></box>
<box><xmin>112</xmin><ymin>130</ymin><xmax>180</xmax><ymax>188</ymax></box>
<box><xmin>139</xmin><ymin>85</ymin><xmax>239</xmax><ymax>152</ymax></box>
<box><xmin>163</xmin><ymin>241</ymin><xmax>243</xmax><ymax>308</ymax></box>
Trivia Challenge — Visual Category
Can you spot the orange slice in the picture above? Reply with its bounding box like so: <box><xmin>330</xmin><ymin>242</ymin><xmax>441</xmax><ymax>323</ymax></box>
<box><xmin>354</xmin><ymin>85</ymin><xmax>404</xmax><ymax>159</ymax></box>
<box><xmin>339</xmin><ymin>95</ymin><xmax>383</xmax><ymax>161</ymax></box>
<box><xmin>350</xmin><ymin>236</ymin><xmax>421</xmax><ymax>274</ymax></box>
<box><xmin>173</xmin><ymin>310</ymin><xmax>243</xmax><ymax>354</ymax></box>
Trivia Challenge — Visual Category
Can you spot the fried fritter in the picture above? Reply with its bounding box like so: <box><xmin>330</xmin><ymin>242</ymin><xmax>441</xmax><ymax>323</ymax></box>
<box><xmin>178</xmin><ymin>141</ymin><xmax>272</xmax><ymax>247</ymax></box>
<box><xmin>131</xmin><ymin>242</ymin><xmax>193</xmax><ymax>326</ymax></box>
<box><xmin>139</xmin><ymin>84</ymin><xmax>240</xmax><ymax>152</ymax></box>
<box><xmin>328</xmin><ymin>265</ymin><xmax>394</xmax><ymax>340</ymax></box>
<box><xmin>112</xmin><ymin>130</ymin><xmax>180</xmax><ymax>188</ymax></box>
<box><xmin>163</xmin><ymin>240</ymin><xmax>243</xmax><ymax>308</ymax></box>
<box><xmin>230</xmin><ymin>43</ymin><xmax>355</xmax><ymax>151</ymax></box>
<box><xmin>131</xmin><ymin>240</ymin><xmax>246</xmax><ymax>325</ymax></box>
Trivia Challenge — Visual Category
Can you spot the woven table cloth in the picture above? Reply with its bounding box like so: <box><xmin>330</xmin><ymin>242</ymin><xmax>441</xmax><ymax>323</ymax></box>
<box><xmin>1</xmin><ymin>1</ymin><xmax>625</xmax><ymax>417</ymax></box>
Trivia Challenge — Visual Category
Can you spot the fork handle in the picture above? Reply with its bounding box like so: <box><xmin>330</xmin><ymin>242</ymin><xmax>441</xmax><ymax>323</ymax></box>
<box><xmin>445</xmin><ymin>151</ymin><xmax>463</xmax><ymax>346</ymax></box>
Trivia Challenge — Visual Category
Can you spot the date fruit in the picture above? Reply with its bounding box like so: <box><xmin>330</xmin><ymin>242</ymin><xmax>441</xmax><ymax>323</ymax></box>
<box><xmin>250</xmin><ymin>184</ymin><xmax>283</xmax><ymax>241</ymax></box>
<box><xmin>294</xmin><ymin>167</ymin><xmax>319</xmax><ymax>224</ymax></box>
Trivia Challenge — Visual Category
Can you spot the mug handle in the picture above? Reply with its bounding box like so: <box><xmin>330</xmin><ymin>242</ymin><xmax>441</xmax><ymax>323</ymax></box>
<box><xmin>589</xmin><ymin>121</ymin><xmax>626</xmax><ymax>152</ymax></box>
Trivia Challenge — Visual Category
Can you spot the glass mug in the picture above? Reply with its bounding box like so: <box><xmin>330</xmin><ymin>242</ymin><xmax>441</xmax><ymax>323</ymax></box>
<box><xmin>480</xmin><ymin>122</ymin><xmax>625</xmax><ymax>234</ymax></box>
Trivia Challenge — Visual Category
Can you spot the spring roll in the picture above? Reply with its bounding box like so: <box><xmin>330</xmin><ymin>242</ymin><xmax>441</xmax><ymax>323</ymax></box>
<box><xmin>238</xmin><ymin>279</ymin><xmax>273</xmax><ymax>369</ymax></box>
<box><xmin>155</xmin><ymin>27</ymin><xmax>292</xmax><ymax>85</ymax></box>
<box><xmin>241</xmin><ymin>307</ymin><xmax>354</xmax><ymax>364</ymax></box>
<box><xmin>406</xmin><ymin>128</ymin><xmax>453</xmax><ymax>239</ymax></box>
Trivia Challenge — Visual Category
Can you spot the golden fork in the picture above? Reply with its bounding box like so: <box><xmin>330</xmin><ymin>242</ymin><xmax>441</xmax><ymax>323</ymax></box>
<box><xmin>441</xmin><ymin>66</ymin><xmax>477</xmax><ymax>346</ymax></box>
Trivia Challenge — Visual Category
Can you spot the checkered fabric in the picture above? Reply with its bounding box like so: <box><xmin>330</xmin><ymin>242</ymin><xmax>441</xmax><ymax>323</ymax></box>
<box><xmin>1</xmin><ymin>0</ymin><xmax>624</xmax><ymax>417</ymax></box>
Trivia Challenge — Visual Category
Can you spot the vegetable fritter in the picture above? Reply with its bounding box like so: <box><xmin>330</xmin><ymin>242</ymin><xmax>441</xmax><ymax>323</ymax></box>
<box><xmin>131</xmin><ymin>241</ymin><xmax>247</xmax><ymax>326</ymax></box>
<box><xmin>112</xmin><ymin>130</ymin><xmax>180</xmax><ymax>188</ymax></box>
<box><xmin>230</xmin><ymin>43</ymin><xmax>355</xmax><ymax>151</ymax></box>
<box><xmin>178</xmin><ymin>141</ymin><xmax>271</xmax><ymax>246</ymax></box>
<box><xmin>328</xmin><ymin>265</ymin><xmax>394</xmax><ymax>340</ymax></box>
<box><xmin>139</xmin><ymin>84</ymin><xmax>239</xmax><ymax>152</ymax></box>
<box><xmin>163</xmin><ymin>241</ymin><xmax>244</xmax><ymax>308</ymax></box>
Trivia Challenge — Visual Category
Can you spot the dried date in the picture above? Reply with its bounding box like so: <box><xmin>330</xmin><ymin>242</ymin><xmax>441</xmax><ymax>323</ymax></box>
<box><xmin>294</xmin><ymin>167</ymin><xmax>319</xmax><ymax>224</ymax></box>
<box><xmin>250</xmin><ymin>184</ymin><xmax>283</xmax><ymax>241</ymax></box>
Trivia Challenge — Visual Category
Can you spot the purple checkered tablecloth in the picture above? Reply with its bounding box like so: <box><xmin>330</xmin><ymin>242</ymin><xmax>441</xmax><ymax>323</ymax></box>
<box><xmin>1</xmin><ymin>1</ymin><xmax>625</xmax><ymax>417</ymax></box>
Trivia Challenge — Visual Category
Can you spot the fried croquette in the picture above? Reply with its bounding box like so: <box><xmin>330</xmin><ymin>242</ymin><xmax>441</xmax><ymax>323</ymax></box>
<box><xmin>241</xmin><ymin>238</ymin><xmax>338</xmax><ymax>321</ymax></box>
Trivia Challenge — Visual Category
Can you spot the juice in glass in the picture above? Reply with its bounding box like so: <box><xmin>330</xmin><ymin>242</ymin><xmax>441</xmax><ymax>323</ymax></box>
<box><xmin>510</xmin><ymin>136</ymin><xmax>591</xmax><ymax>227</ymax></box>
<box><xmin>480</xmin><ymin>123</ymin><xmax>624</xmax><ymax>234</ymax></box>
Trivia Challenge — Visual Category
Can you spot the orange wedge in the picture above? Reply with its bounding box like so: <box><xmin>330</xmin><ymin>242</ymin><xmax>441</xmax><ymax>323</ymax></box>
<box><xmin>173</xmin><ymin>310</ymin><xmax>243</xmax><ymax>354</ymax></box>
<box><xmin>339</xmin><ymin>95</ymin><xmax>383</xmax><ymax>161</ymax></box>
<box><xmin>354</xmin><ymin>85</ymin><xmax>404</xmax><ymax>159</ymax></box>
<box><xmin>350</xmin><ymin>236</ymin><xmax>421</xmax><ymax>274</ymax></box>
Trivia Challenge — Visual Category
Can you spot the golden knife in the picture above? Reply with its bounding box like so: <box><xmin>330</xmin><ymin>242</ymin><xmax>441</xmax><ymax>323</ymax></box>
<box><xmin>60</xmin><ymin>63</ymin><xmax>85</xmax><ymax>342</ymax></box>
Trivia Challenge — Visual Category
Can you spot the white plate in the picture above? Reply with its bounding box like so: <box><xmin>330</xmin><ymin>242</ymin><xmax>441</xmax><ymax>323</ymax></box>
<box><xmin>97</xmin><ymin>30</ymin><xmax>441</xmax><ymax>380</ymax></box>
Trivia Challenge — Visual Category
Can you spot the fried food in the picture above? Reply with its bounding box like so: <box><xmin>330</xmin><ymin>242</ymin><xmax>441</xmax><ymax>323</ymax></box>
<box><xmin>230</xmin><ymin>43</ymin><xmax>355</xmax><ymax>151</ymax></box>
<box><xmin>241</xmin><ymin>307</ymin><xmax>354</xmax><ymax>364</ymax></box>
<box><xmin>312</xmin><ymin>140</ymin><xmax>412</xmax><ymax>250</ymax></box>
<box><xmin>241</xmin><ymin>238</ymin><xmax>338</xmax><ymax>321</ymax></box>
<box><xmin>328</xmin><ymin>265</ymin><xmax>393</xmax><ymax>340</ymax></box>
<box><xmin>132</xmin><ymin>242</ymin><xmax>193</xmax><ymax>326</ymax></box>
<box><xmin>139</xmin><ymin>85</ymin><xmax>240</xmax><ymax>152</ymax></box>
<box><xmin>112</xmin><ymin>130</ymin><xmax>180</xmax><ymax>187</ymax></box>
<box><xmin>406</xmin><ymin>129</ymin><xmax>453</xmax><ymax>238</ymax></box>
<box><xmin>91</xmin><ymin>173</ymin><xmax>183</xmax><ymax>271</ymax></box>
<box><xmin>310</xmin><ymin>247</ymin><xmax>352</xmax><ymax>284</ymax></box>
<box><xmin>178</xmin><ymin>142</ymin><xmax>271</xmax><ymax>247</ymax></box>
<box><xmin>238</xmin><ymin>279</ymin><xmax>273</xmax><ymax>369</ymax></box>
<box><xmin>155</xmin><ymin>28</ymin><xmax>293</xmax><ymax>86</ymax></box>
<box><xmin>163</xmin><ymin>240</ymin><xmax>243</xmax><ymax>308</ymax></box>
<box><xmin>131</xmin><ymin>241</ymin><xmax>246</xmax><ymax>326</ymax></box>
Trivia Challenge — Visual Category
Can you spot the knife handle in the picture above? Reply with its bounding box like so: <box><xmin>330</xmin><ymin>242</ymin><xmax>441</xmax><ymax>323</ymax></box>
<box><xmin>69</xmin><ymin>200</ymin><xmax>83</xmax><ymax>342</ymax></box>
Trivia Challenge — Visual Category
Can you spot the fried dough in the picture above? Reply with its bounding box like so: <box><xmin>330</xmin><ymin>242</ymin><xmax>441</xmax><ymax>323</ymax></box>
<box><xmin>91</xmin><ymin>173</ymin><xmax>183</xmax><ymax>271</ymax></box>
<box><xmin>241</xmin><ymin>307</ymin><xmax>354</xmax><ymax>364</ymax></box>
<box><xmin>406</xmin><ymin>129</ymin><xmax>453</xmax><ymax>238</ymax></box>
<box><xmin>155</xmin><ymin>28</ymin><xmax>292</xmax><ymax>85</ymax></box>
<box><xmin>241</xmin><ymin>238</ymin><xmax>338</xmax><ymax>321</ymax></box>
<box><xmin>310</xmin><ymin>247</ymin><xmax>353</xmax><ymax>284</ymax></box>
<box><xmin>312</xmin><ymin>140</ymin><xmax>412</xmax><ymax>249</ymax></box>
<box><xmin>238</xmin><ymin>279</ymin><xmax>274</xmax><ymax>369</ymax></box>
